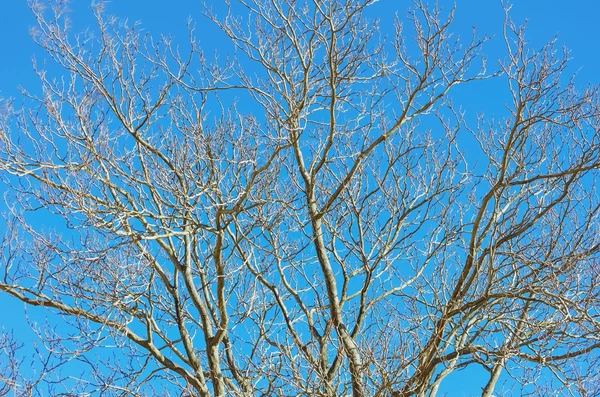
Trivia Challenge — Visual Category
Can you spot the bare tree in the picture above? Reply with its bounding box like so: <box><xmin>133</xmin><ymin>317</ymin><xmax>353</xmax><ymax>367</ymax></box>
<box><xmin>1</xmin><ymin>0</ymin><xmax>599</xmax><ymax>396</ymax></box>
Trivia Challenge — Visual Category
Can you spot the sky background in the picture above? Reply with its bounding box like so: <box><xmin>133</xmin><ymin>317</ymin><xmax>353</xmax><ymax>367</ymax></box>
<box><xmin>1</xmin><ymin>0</ymin><xmax>600</xmax><ymax>395</ymax></box>
<box><xmin>2</xmin><ymin>0</ymin><xmax>600</xmax><ymax>99</ymax></box>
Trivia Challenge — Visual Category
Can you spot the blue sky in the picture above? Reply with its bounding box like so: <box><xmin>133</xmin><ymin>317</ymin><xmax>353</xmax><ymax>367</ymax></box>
<box><xmin>2</xmin><ymin>0</ymin><xmax>600</xmax><ymax>139</ymax></box>
<box><xmin>1</xmin><ymin>0</ymin><xmax>600</xmax><ymax>395</ymax></box>
<box><xmin>2</xmin><ymin>1</ymin><xmax>600</xmax><ymax>100</ymax></box>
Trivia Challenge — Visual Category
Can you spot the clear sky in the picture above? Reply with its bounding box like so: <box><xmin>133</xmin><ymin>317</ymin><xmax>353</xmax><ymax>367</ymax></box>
<box><xmin>1</xmin><ymin>0</ymin><xmax>599</xmax><ymax>395</ymax></box>
<box><xmin>2</xmin><ymin>0</ymin><xmax>600</xmax><ymax>100</ymax></box>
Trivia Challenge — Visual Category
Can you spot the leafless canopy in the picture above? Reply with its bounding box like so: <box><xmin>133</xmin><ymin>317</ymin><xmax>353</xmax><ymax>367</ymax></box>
<box><xmin>1</xmin><ymin>0</ymin><xmax>599</xmax><ymax>396</ymax></box>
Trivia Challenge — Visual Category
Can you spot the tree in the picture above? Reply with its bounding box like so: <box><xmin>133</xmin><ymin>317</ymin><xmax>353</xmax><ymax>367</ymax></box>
<box><xmin>1</xmin><ymin>0</ymin><xmax>599</xmax><ymax>396</ymax></box>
